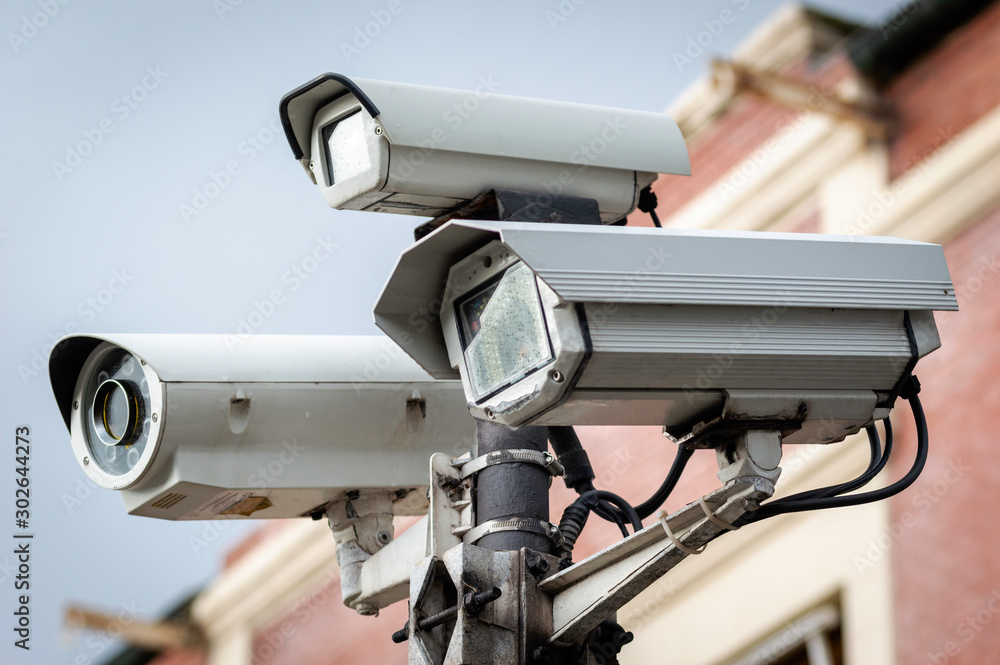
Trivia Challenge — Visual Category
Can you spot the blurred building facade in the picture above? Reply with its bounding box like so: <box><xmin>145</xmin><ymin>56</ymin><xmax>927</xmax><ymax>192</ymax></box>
<box><xmin>103</xmin><ymin>2</ymin><xmax>1000</xmax><ymax>664</ymax></box>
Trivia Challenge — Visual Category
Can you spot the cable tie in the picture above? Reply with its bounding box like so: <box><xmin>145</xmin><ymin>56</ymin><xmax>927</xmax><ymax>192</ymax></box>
<box><xmin>658</xmin><ymin>511</ymin><xmax>706</xmax><ymax>556</ymax></box>
<box><xmin>698</xmin><ymin>496</ymin><xmax>739</xmax><ymax>531</ymax></box>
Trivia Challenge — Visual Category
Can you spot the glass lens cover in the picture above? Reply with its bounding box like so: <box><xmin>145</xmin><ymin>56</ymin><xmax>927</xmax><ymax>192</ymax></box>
<box><xmin>458</xmin><ymin>262</ymin><xmax>554</xmax><ymax>400</ymax></box>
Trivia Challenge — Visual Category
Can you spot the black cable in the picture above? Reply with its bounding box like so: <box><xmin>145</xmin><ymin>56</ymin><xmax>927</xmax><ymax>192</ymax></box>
<box><xmin>548</xmin><ymin>426</ymin><xmax>642</xmax><ymax>536</ymax></box>
<box><xmin>637</xmin><ymin>186</ymin><xmax>662</xmax><ymax>228</ymax></box>
<box><xmin>548</xmin><ymin>426</ymin><xmax>596</xmax><ymax>493</ymax></box>
<box><xmin>592</xmin><ymin>501</ymin><xmax>628</xmax><ymax>538</ymax></box>
<box><xmin>769</xmin><ymin>422</ymin><xmax>885</xmax><ymax>505</ymax></box>
<box><xmin>592</xmin><ymin>490</ymin><xmax>643</xmax><ymax>532</ymax></box>
<box><xmin>813</xmin><ymin>419</ymin><xmax>893</xmax><ymax>500</ymax></box>
<box><xmin>635</xmin><ymin>446</ymin><xmax>695</xmax><ymax>519</ymax></box>
<box><xmin>741</xmin><ymin>387</ymin><xmax>926</xmax><ymax>524</ymax></box>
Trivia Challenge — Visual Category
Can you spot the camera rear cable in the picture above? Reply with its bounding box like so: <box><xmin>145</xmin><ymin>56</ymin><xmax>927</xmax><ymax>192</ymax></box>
<box><xmin>730</xmin><ymin>376</ymin><xmax>926</xmax><ymax>530</ymax></box>
<box><xmin>638</xmin><ymin>186</ymin><xmax>662</xmax><ymax>228</ymax></box>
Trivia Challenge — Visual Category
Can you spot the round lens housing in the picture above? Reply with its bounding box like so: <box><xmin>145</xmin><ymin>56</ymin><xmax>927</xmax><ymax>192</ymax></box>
<box><xmin>70</xmin><ymin>344</ymin><xmax>163</xmax><ymax>488</ymax></box>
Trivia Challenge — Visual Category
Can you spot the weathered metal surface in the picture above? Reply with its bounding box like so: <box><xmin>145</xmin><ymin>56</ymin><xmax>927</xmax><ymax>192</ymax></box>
<box><xmin>474</xmin><ymin>421</ymin><xmax>552</xmax><ymax>553</ymax></box>
<box><xmin>356</xmin><ymin>515</ymin><xmax>429</xmax><ymax>610</ymax></box>
<box><xmin>542</xmin><ymin>480</ymin><xmax>771</xmax><ymax>647</ymax></box>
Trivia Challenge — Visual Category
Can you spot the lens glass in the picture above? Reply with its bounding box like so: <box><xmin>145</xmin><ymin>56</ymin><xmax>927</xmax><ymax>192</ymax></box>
<box><xmin>457</xmin><ymin>262</ymin><xmax>554</xmax><ymax>401</ymax></box>
<box><xmin>322</xmin><ymin>110</ymin><xmax>371</xmax><ymax>186</ymax></box>
<box><xmin>85</xmin><ymin>350</ymin><xmax>152</xmax><ymax>477</ymax></box>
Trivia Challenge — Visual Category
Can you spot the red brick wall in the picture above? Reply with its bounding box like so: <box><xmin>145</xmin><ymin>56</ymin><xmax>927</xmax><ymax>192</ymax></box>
<box><xmin>642</xmin><ymin>53</ymin><xmax>853</xmax><ymax>224</ymax></box>
<box><xmin>885</xmin><ymin>2</ymin><xmax>1000</xmax><ymax>179</ymax></box>
<box><xmin>252</xmin><ymin>568</ymin><xmax>410</xmax><ymax>665</ymax></box>
<box><xmin>890</xmin><ymin>202</ymin><xmax>1000</xmax><ymax>665</ymax></box>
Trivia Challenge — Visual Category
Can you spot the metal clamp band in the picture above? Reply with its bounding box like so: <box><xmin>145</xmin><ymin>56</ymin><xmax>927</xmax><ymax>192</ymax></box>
<box><xmin>464</xmin><ymin>517</ymin><xmax>562</xmax><ymax>546</ymax></box>
<box><xmin>455</xmin><ymin>449</ymin><xmax>564</xmax><ymax>480</ymax></box>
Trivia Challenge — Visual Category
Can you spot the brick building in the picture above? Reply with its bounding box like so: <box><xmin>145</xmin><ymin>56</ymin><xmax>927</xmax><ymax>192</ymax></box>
<box><xmin>99</xmin><ymin>2</ymin><xmax>1000</xmax><ymax>664</ymax></box>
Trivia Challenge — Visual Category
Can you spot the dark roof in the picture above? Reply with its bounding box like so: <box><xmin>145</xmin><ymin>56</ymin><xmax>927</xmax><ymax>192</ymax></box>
<box><xmin>848</xmin><ymin>0</ymin><xmax>997</xmax><ymax>87</ymax></box>
<box><xmin>99</xmin><ymin>590</ymin><xmax>202</xmax><ymax>665</ymax></box>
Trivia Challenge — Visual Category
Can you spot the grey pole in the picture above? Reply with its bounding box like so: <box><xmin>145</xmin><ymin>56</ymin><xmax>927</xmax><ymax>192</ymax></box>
<box><xmin>473</xmin><ymin>421</ymin><xmax>552</xmax><ymax>554</ymax></box>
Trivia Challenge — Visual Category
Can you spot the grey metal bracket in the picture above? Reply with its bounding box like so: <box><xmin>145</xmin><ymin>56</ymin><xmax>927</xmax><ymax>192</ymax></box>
<box><xmin>539</xmin><ymin>478</ymin><xmax>773</xmax><ymax>647</ymax></box>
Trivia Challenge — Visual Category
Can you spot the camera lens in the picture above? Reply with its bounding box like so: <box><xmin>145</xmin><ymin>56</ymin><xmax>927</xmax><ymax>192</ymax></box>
<box><xmin>92</xmin><ymin>379</ymin><xmax>141</xmax><ymax>446</ymax></box>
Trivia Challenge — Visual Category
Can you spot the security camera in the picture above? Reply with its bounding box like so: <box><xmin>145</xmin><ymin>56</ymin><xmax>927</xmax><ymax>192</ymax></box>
<box><xmin>279</xmin><ymin>73</ymin><xmax>690</xmax><ymax>222</ymax></box>
<box><xmin>48</xmin><ymin>334</ymin><xmax>475</xmax><ymax>520</ymax></box>
<box><xmin>374</xmin><ymin>221</ymin><xmax>958</xmax><ymax>444</ymax></box>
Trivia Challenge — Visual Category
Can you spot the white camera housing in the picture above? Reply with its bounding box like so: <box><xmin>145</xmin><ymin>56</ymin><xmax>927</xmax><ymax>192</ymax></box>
<box><xmin>374</xmin><ymin>221</ymin><xmax>959</xmax><ymax>443</ymax></box>
<box><xmin>48</xmin><ymin>334</ymin><xmax>475</xmax><ymax>520</ymax></box>
<box><xmin>279</xmin><ymin>73</ymin><xmax>690</xmax><ymax>222</ymax></box>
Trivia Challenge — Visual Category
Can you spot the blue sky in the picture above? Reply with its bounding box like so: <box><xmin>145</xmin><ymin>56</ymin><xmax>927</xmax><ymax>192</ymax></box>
<box><xmin>0</xmin><ymin>1</ymin><xmax>909</xmax><ymax>662</ymax></box>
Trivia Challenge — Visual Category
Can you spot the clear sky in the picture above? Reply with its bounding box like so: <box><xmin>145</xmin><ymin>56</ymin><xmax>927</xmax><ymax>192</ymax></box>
<box><xmin>1</xmin><ymin>1</ymin><xmax>909</xmax><ymax>662</ymax></box>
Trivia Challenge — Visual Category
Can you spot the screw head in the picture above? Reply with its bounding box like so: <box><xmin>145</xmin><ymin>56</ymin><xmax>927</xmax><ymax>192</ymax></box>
<box><xmin>549</xmin><ymin>370</ymin><xmax>564</xmax><ymax>383</ymax></box>
<box><xmin>375</xmin><ymin>126</ymin><xmax>383</xmax><ymax>135</ymax></box>
<box><xmin>73</xmin><ymin>401</ymin><xmax>79</xmax><ymax>410</ymax></box>
<box><xmin>83</xmin><ymin>456</ymin><xmax>90</xmax><ymax>466</ymax></box>
<box><xmin>151</xmin><ymin>413</ymin><xmax>158</xmax><ymax>422</ymax></box>
<box><xmin>484</xmin><ymin>408</ymin><xmax>495</xmax><ymax>420</ymax></box>
<box><xmin>376</xmin><ymin>530</ymin><xmax>393</xmax><ymax>546</ymax></box>
<box><xmin>140</xmin><ymin>359</ymin><xmax>146</xmax><ymax>366</ymax></box>
<box><xmin>355</xmin><ymin>603</ymin><xmax>379</xmax><ymax>617</ymax></box>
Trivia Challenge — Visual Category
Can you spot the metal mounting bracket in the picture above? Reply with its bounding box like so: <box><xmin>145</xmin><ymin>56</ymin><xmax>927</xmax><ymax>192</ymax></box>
<box><xmin>454</xmin><ymin>449</ymin><xmax>564</xmax><ymax>479</ymax></box>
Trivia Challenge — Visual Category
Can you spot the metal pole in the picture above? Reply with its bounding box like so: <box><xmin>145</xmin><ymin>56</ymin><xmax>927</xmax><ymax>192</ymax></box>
<box><xmin>474</xmin><ymin>421</ymin><xmax>552</xmax><ymax>554</ymax></box>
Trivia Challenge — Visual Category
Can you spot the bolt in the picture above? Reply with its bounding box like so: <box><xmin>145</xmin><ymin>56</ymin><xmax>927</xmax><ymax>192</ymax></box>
<box><xmin>152</xmin><ymin>413</ymin><xmax>158</xmax><ymax>422</ymax></box>
<box><xmin>484</xmin><ymin>407</ymin><xmax>495</xmax><ymax>420</ymax></box>
<box><xmin>83</xmin><ymin>456</ymin><xmax>90</xmax><ymax>466</ymax></box>
<box><xmin>376</xmin><ymin>530</ymin><xmax>393</xmax><ymax>546</ymax></box>
<box><xmin>464</xmin><ymin>587</ymin><xmax>502</xmax><ymax>616</ymax></box>
<box><xmin>525</xmin><ymin>550</ymin><xmax>551</xmax><ymax>579</ymax></box>
<box><xmin>375</xmin><ymin>126</ymin><xmax>383</xmax><ymax>135</ymax></box>
<box><xmin>530</xmin><ymin>646</ymin><xmax>550</xmax><ymax>664</ymax></box>
<box><xmin>741</xmin><ymin>497</ymin><xmax>760</xmax><ymax>511</ymax></box>
<box><xmin>140</xmin><ymin>359</ymin><xmax>146</xmax><ymax>366</ymax></box>
<box><xmin>356</xmin><ymin>603</ymin><xmax>379</xmax><ymax>617</ymax></box>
